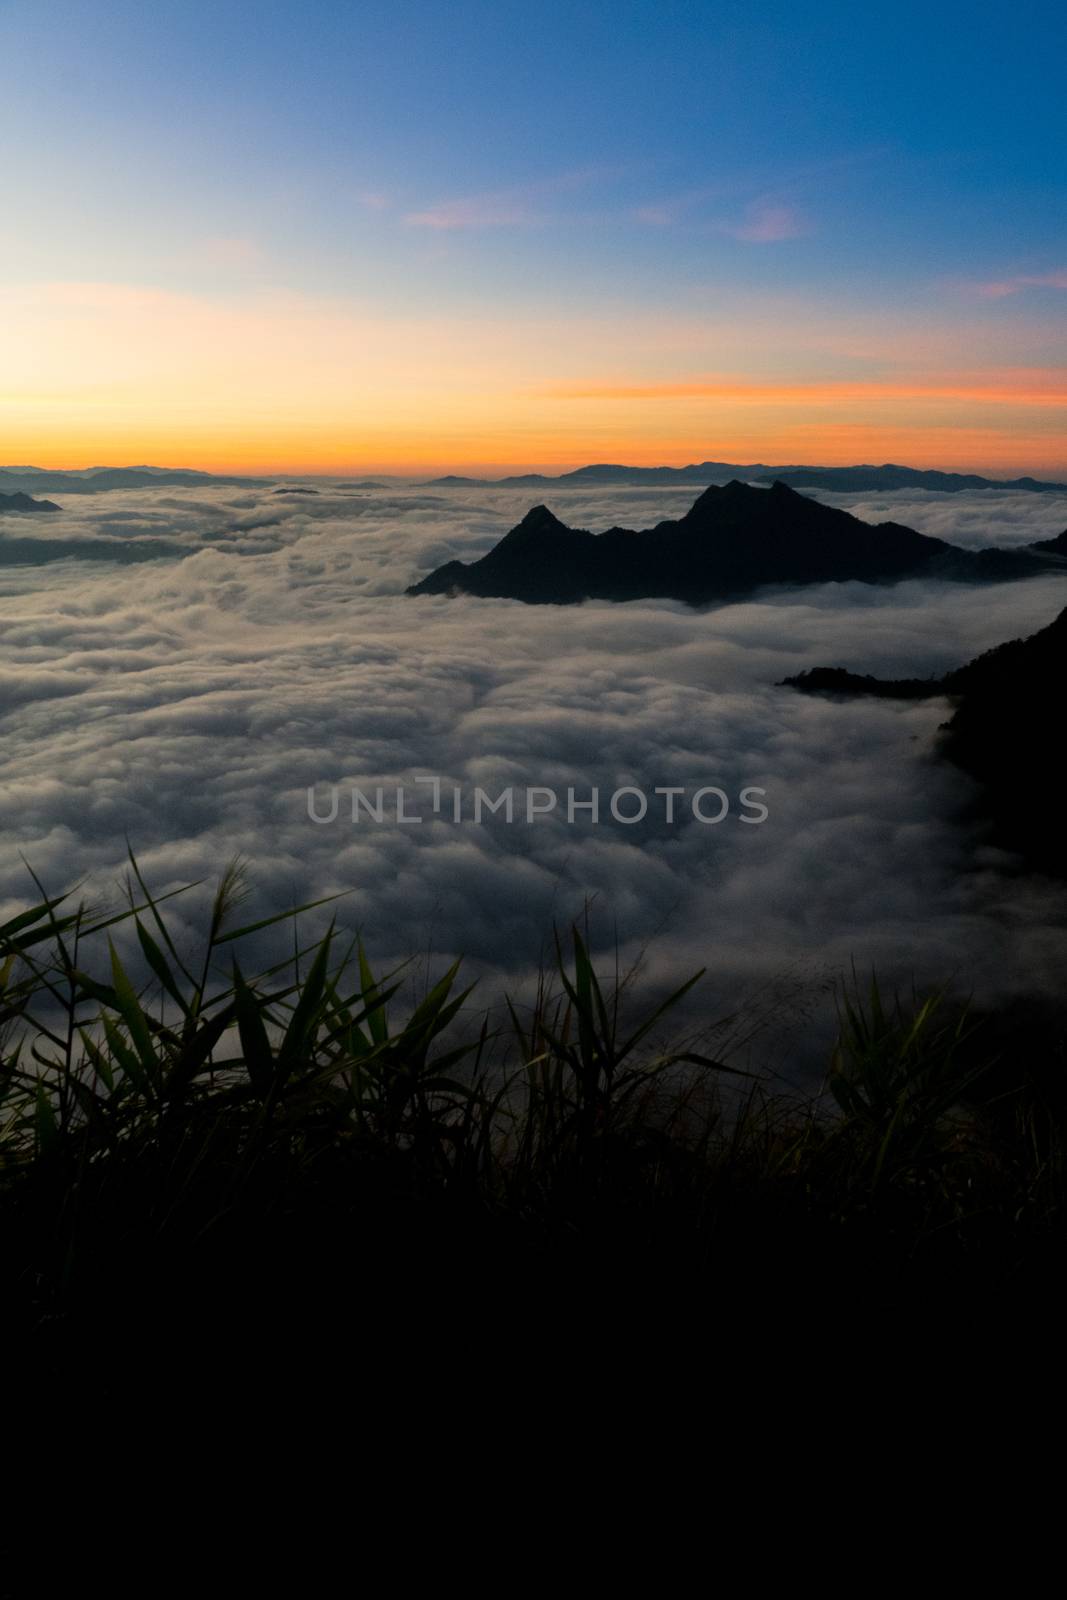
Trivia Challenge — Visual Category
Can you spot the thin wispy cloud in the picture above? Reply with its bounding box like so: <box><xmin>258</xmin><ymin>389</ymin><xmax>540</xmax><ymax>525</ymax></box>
<box><xmin>632</xmin><ymin>202</ymin><xmax>680</xmax><ymax>227</ymax></box>
<box><xmin>973</xmin><ymin>270</ymin><xmax>1067</xmax><ymax>299</ymax></box>
<box><xmin>630</xmin><ymin>188</ymin><xmax>807</xmax><ymax>238</ymax></box>
<box><xmin>404</xmin><ymin>191</ymin><xmax>538</xmax><ymax>230</ymax></box>
<box><xmin>721</xmin><ymin>200</ymin><xmax>808</xmax><ymax>243</ymax></box>
<box><xmin>630</xmin><ymin>178</ymin><xmax>740</xmax><ymax>228</ymax></box>
<box><xmin>540</xmin><ymin>371</ymin><xmax>1067</xmax><ymax>407</ymax></box>
<box><xmin>630</xmin><ymin>148</ymin><xmax>884</xmax><ymax>235</ymax></box>
<box><xmin>403</xmin><ymin>166</ymin><xmax>621</xmax><ymax>231</ymax></box>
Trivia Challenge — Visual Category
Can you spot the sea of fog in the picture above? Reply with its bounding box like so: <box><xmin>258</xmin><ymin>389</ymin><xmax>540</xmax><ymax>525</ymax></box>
<box><xmin>2</xmin><ymin>480</ymin><xmax>1066</xmax><ymax>1074</ymax></box>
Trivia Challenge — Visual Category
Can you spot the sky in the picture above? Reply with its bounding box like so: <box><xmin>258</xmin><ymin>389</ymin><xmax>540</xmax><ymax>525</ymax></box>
<box><xmin>2</xmin><ymin>0</ymin><xmax>1066</xmax><ymax>474</ymax></box>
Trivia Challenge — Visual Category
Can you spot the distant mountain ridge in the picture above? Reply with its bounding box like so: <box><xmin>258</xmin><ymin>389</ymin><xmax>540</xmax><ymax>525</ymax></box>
<box><xmin>408</xmin><ymin>480</ymin><xmax>1066</xmax><ymax>607</ymax></box>
<box><xmin>6</xmin><ymin>461</ymin><xmax>1063</xmax><ymax>495</ymax></box>
<box><xmin>421</xmin><ymin>461</ymin><xmax>1067</xmax><ymax>493</ymax></box>
<box><xmin>0</xmin><ymin>491</ymin><xmax>60</xmax><ymax>513</ymax></box>
<box><xmin>0</xmin><ymin>467</ymin><xmax>274</xmax><ymax>495</ymax></box>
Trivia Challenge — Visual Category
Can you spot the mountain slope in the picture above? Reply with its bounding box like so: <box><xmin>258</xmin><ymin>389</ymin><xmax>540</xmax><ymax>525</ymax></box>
<box><xmin>420</xmin><ymin>460</ymin><xmax>1067</xmax><ymax>493</ymax></box>
<box><xmin>757</xmin><ymin>465</ymin><xmax>1067</xmax><ymax>494</ymax></box>
<box><xmin>0</xmin><ymin>467</ymin><xmax>273</xmax><ymax>495</ymax></box>
<box><xmin>783</xmin><ymin>606</ymin><xmax>1067</xmax><ymax>872</ymax></box>
<box><xmin>408</xmin><ymin>480</ymin><xmax>1058</xmax><ymax>606</ymax></box>
<box><xmin>0</xmin><ymin>491</ymin><xmax>60</xmax><ymax>513</ymax></box>
<box><xmin>1030</xmin><ymin>528</ymin><xmax>1067</xmax><ymax>555</ymax></box>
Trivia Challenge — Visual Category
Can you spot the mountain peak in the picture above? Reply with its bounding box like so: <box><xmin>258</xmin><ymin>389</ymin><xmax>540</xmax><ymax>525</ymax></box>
<box><xmin>682</xmin><ymin>477</ymin><xmax>796</xmax><ymax>522</ymax></box>
<box><xmin>0</xmin><ymin>490</ymin><xmax>60</xmax><ymax>513</ymax></box>
<box><xmin>520</xmin><ymin>503</ymin><xmax>558</xmax><ymax>525</ymax></box>
<box><xmin>407</xmin><ymin>478</ymin><xmax>993</xmax><ymax>605</ymax></box>
<box><xmin>684</xmin><ymin>478</ymin><xmax>750</xmax><ymax>513</ymax></box>
<box><xmin>505</xmin><ymin>503</ymin><xmax>570</xmax><ymax>539</ymax></box>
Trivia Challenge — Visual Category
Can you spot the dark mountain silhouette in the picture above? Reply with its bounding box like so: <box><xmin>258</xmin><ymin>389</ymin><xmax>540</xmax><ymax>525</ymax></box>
<box><xmin>420</xmin><ymin>460</ymin><xmax>1067</xmax><ymax>493</ymax></box>
<box><xmin>423</xmin><ymin>474</ymin><xmax>514</xmax><ymax>487</ymax></box>
<box><xmin>756</xmin><ymin>465</ymin><xmax>1067</xmax><ymax>494</ymax></box>
<box><xmin>407</xmin><ymin>480</ymin><xmax>1061</xmax><ymax>606</ymax></box>
<box><xmin>1030</xmin><ymin>527</ymin><xmax>1067</xmax><ymax>555</ymax></box>
<box><xmin>422</xmin><ymin>463</ymin><xmax>783</xmax><ymax>488</ymax></box>
<box><xmin>783</xmin><ymin>606</ymin><xmax>1067</xmax><ymax>872</ymax></box>
<box><xmin>335</xmin><ymin>480</ymin><xmax>387</xmax><ymax>490</ymax></box>
<box><xmin>0</xmin><ymin>467</ymin><xmax>273</xmax><ymax>495</ymax></box>
<box><xmin>273</xmin><ymin>486</ymin><xmax>320</xmax><ymax>495</ymax></box>
<box><xmin>0</xmin><ymin>491</ymin><xmax>60</xmax><ymax>513</ymax></box>
<box><xmin>777</xmin><ymin>667</ymin><xmax>944</xmax><ymax>700</ymax></box>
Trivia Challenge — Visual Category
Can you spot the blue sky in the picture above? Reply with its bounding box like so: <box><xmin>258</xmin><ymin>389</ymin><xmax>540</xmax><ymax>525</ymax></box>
<box><xmin>3</xmin><ymin>0</ymin><xmax>1066</xmax><ymax>471</ymax></box>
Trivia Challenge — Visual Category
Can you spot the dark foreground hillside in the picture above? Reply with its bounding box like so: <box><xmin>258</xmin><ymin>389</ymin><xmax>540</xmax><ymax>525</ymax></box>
<box><xmin>784</xmin><ymin>603</ymin><xmax>1067</xmax><ymax>873</ymax></box>
<box><xmin>4</xmin><ymin>860</ymin><xmax>1066</xmax><ymax>1403</ymax></box>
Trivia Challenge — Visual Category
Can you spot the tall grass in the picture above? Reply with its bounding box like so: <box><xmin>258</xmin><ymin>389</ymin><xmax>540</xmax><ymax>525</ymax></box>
<box><xmin>1</xmin><ymin>854</ymin><xmax>1064</xmax><ymax>1352</ymax></box>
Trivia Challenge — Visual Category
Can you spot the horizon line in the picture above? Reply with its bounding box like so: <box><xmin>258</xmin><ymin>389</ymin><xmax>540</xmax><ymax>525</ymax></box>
<box><xmin>5</xmin><ymin>455</ymin><xmax>1067</xmax><ymax>483</ymax></box>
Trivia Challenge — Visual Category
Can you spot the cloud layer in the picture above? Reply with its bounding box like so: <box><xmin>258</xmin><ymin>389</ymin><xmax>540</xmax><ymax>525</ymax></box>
<box><xmin>2</xmin><ymin>481</ymin><xmax>1066</xmax><ymax>1074</ymax></box>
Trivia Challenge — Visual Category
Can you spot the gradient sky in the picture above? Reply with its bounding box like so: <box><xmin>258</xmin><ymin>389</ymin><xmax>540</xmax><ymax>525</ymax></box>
<box><xmin>3</xmin><ymin>0</ymin><xmax>1066</xmax><ymax>474</ymax></box>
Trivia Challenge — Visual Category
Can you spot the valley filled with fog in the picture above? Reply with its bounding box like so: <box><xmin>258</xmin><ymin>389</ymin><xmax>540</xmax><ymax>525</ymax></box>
<box><xmin>2</xmin><ymin>481</ymin><xmax>1065</xmax><ymax>1071</ymax></box>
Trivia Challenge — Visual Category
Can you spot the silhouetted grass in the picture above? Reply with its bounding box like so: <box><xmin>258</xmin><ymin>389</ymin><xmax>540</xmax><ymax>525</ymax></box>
<box><xmin>2</xmin><ymin>854</ymin><xmax>1064</xmax><ymax>1382</ymax></box>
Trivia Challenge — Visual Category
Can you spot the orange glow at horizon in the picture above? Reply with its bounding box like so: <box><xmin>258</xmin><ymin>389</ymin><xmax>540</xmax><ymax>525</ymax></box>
<box><xmin>8</xmin><ymin>430</ymin><xmax>1065</xmax><ymax>480</ymax></box>
<box><xmin>544</xmin><ymin>373</ymin><xmax>1067</xmax><ymax>408</ymax></box>
<box><xmin>4</xmin><ymin>280</ymin><xmax>1066</xmax><ymax>479</ymax></box>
